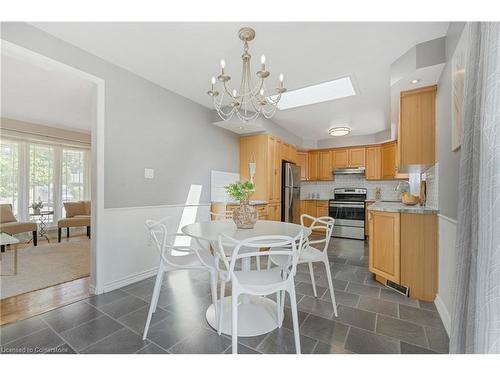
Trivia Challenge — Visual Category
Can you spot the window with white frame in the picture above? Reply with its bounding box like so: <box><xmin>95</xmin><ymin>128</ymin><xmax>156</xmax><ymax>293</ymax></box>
<box><xmin>0</xmin><ymin>138</ymin><xmax>90</xmax><ymax>225</ymax></box>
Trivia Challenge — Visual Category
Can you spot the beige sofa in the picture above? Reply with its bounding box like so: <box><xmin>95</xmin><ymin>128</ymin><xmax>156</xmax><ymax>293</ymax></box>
<box><xmin>0</xmin><ymin>204</ymin><xmax>38</xmax><ymax>248</ymax></box>
<box><xmin>58</xmin><ymin>201</ymin><xmax>91</xmax><ymax>242</ymax></box>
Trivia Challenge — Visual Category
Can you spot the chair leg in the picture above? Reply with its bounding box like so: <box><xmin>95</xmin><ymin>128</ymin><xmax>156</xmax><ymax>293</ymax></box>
<box><xmin>152</xmin><ymin>269</ymin><xmax>165</xmax><ymax>314</ymax></box>
<box><xmin>33</xmin><ymin>231</ymin><xmax>38</xmax><ymax>246</ymax></box>
<box><xmin>308</xmin><ymin>262</ymin><xmax>317</xmax><ymax>297</ymax></box>
<box><xmin>276</xmin><ymin>291</ymin><xmax>283</xmax><ymax>328</ymax></box>
<box><xmin>87</xmin><ymin>226</ymin><xmax>91</xmax><ymax>238</ymax></box>
<box><xmin>231</xmin><ymin>290</ymin><xmax>238</xmax><ymax>354</ymax></box>
<box><xmin>58</xmin><ymin>228</ymin><xmax>61</xmax><ymax>243</ymax></box>
<box><xmin>288</xmin><ymin>283</ymin><xmax>301</xmax><ymax>354</ymax></box>
<box><xmin>218</xmin><ymin>280</ymin><xmax>226</xmax><ymax>335</ymax></box>
<box><xmin>324</xmin><ymin>258</ymin><xmax>338</xmax><ymax>317</ymax></box>
<box><xmin>143</xmin><ymin>265</ymin><xmax>164</xmax><ymax>340</ymax></box>
<box><xmin>1</xmin><ymin>245</ymin><xmax>4</xmax><ymax>253</ymax></box>
<box><xmin>66</xmin><ymin>227</ymin><xmax>70</xmax><ymax>238</ymax></box>
<box><xmin>209</xmin><ymin>271</ymin><xmax>218</xmax><ymax>319</ymax></box>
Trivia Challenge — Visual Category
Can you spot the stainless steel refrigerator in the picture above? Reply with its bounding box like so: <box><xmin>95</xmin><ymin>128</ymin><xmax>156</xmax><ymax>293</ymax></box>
<box><xmin>282</xmin><ymin>162</ymin><xmax>301</xmax><ymax>223</ymax></box>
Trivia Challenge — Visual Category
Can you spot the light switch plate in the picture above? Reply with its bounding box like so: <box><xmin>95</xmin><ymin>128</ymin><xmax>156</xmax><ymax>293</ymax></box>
<box><xmin>144</xmin><ymin>168</ymin><xmax>154</xmax><ymax>179</ymax></box>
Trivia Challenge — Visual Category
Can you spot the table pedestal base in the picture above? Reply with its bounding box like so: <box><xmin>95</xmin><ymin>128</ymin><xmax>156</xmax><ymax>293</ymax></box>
<box><xmin>206</xmin><ymin>295</ymin><xmax>283</xmax><ymax>337</ymax></box>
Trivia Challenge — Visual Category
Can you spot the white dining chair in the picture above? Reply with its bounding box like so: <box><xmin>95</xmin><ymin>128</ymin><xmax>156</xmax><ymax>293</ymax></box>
<box><xmin>268</xmin><ymin>214</ymin><xmax>338</xmax><ymax>317</ymax></box>
<box><xmin>142</xmin><ymin>217</ymin><xmax>218</xmax><ymax>339</ymax></box>
<box><xmin>214</xmin><ymin>232</ymin><xmax>305</xmax><ymax>354</ymax></box>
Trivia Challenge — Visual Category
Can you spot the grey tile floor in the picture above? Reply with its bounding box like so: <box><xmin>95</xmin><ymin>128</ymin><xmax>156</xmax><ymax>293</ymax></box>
<box><xmin>0</xmin><ymin>237</ymin><xmax>449</xmax><ymax>354</ymax></box>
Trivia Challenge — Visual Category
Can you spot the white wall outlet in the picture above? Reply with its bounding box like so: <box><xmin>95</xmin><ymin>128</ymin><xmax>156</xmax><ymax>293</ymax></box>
<box><xmin>144</xmin><ymin>168</ymin><xmax>154</xmax><ymax>179</ymax></box>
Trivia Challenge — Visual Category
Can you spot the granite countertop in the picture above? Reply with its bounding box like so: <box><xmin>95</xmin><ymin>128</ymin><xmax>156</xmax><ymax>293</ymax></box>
<box><xmin>368</xmin><ymin>201</ymin><xmax>438</xmax><ymax>214</ymax></box>
<box><xmin>212</xmin><ymin>200</ymin><xmax>268</xmax><ymax>205</ymax></box>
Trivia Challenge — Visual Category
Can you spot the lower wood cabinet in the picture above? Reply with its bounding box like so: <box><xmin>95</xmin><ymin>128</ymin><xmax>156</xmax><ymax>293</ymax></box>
<box><xmin>300</xmin><ymin>200</ymin><xmax>329</xmax><ymax>232</ymax></box>
<box><xmin>368</xmin><ymin>211</ymin><xmax>401</xmax><ymax>283</ymax></box>
<box><xmin>268</xmin><ymin>202</ymin><xmax>281</xmax><ymax>221</ymax></box>
<box><xmin>368</xmin><ymin>210</ymin><xmax>438</xmax><ymax>301</ymax></box>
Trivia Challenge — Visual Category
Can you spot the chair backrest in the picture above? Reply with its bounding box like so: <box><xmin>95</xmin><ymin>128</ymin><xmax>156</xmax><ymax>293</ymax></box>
<box><xmin>63</xmin><ymin>201</ymin><xmax>88</xmax><ymax>218</ymax></box>
<box><xmin>214</xmin><ymin>231</ymin><xmax>305</xmax><ymax>283</ymax></box>
<box><xmin>300</xmin><ymin>214</ymin><xmax>335</xmax><ymax>253</ymax></box>
<box><xmin>145</xmin><ymin>217</ymin><xmax>179</xmax><ymax>267</ymax></box>
<box><xmin>210</xmin><ymin>211</ymin><xmax>233</xmax><ymax>221</ymax></box>
<box><xmin>0</xmin><ymin>204</ymin><xmax>17</xmax><ymax>224</ymax></box>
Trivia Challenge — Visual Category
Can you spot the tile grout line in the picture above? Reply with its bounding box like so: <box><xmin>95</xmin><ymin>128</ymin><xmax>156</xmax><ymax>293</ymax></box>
<box><xmin>0</xmin><ymin>320</ymin><xmax>50</xmax><ymax>346</ymax></box>
<box><xmin>40</xmin><ymin>319</ymin><xmax>79</xmax><ymax>354</ymax></box>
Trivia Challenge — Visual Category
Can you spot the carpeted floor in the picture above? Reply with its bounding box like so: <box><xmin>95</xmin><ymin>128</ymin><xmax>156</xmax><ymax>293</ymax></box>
<box><xmin>0</xmin><ymin>238</ymin><xmax>90</xmax><ymax>299</ymax></box>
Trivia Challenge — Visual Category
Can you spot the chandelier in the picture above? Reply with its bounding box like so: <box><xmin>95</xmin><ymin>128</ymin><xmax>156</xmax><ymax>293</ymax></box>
<box><xmin>207</xmin><ymin>27</ymin><xmax>287</xmax><ymax>123</ymax></box>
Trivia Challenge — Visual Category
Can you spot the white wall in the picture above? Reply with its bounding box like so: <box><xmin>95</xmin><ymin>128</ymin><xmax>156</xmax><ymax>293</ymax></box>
<box><xmin>100</xmin><ymin>203</ymin><xmax>210</xmax><ymax>292</ymax></box>
<box><xmin>434</xmin><ymin>22</ymin><xmax>466</xmax><ymax>332</ymax></box>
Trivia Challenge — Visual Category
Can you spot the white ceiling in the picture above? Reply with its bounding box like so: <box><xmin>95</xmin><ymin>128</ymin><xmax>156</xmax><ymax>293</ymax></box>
<box><xmin>1</xmin><ymin>48</ymin><xmax>94</xmax><ymax>132</ymax></box>
<box><xmin>30</xmin><ymin>22</ymin><xmax>449</xmax><ymax>140</ymax></box>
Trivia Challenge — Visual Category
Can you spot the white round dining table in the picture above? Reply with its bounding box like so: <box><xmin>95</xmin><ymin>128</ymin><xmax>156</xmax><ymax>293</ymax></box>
<box><xmin>181</xmin><ymin>219</ymin><xmax>311</xmax><ymax>337</ymax></box>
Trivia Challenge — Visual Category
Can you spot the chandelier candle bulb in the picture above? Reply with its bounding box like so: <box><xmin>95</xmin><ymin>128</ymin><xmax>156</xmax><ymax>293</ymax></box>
<box><xmin>260</xmin><ymin>54</ymin><xmax>266</xmax><ymax>69</ymax></box>
<box><xmin>220</xmin><ymin>59</ymin><xmax>226</xmax><ymax>73</ymax></box>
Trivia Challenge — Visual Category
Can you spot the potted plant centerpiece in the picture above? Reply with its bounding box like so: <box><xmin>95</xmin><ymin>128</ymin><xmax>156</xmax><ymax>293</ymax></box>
<box><xmin>225</xmin><ymin>180</ymin><xmax>258</xmax><ymax>229</ymax></box>
<box><xmin>31</xmin><ymin>199</ymin><xmax>44</xmax><ymax>215</ymax></box>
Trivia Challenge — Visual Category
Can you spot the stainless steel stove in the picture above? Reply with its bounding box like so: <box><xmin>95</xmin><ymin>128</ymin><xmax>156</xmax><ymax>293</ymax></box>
<box><xmin>329</xmin><ymin>188</ymin><xmax>367</xmax><ymax>240</ymax></box>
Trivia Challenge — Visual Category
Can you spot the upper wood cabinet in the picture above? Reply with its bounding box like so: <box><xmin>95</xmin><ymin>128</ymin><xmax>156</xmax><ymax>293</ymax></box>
<box><xmin>349</xmin><ymin>148</ymin><xmax>366</xmax><ymax>167</ymax></box>
<box><xmin>308</xmin><ymin>151</ymin><xmax>319</xmax><ymax>181</ymax></box>
<box><xmin>381</xmin><ymin>142</ymin><xmax>397</xmax><ymax>179</ymax></box>
<box><xmin>369</xmin><ymin>210</ymin><xmax>401</xmax><ymax>283</ymax></box>
<box><xmin>332</xmin><ymin>147</ymin><xmax>366</xmax><ymax>168</ymax></box>
<box><xmin>240</xmin><ymin>134</ymin><xmax>296</xmax><ymax>204</ymax></box>
<box><xmin>332</xmin><ymin>149</ymin><xmax>349</xmax><ymax>168</ymax></box>
<box><xmin>296</xmin><ymin>151</ymin><xmax>308</xmax><ymax>181</ymax></box>
<box><xmin>399</xmin><ymin>85</ymin><xmax>437</xmax><ymax>169</ymax></box>
<box><xmin>318</xmin><ymin>150</ymin><xmax>333</xmax><ymax>180</ymax></box>
<box><xmin>365</xmin><ymin>146</ymin><xmax>381</xmax><ymax>180</ymax></box>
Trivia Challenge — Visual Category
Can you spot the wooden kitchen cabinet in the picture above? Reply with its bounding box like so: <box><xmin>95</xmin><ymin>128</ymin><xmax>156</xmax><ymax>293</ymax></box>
<box><xmin>296</xmin><ymin>151</ymin><xmax>308</xmax><ymax>180</ymax></box>
<box><xmin>381</xmin><ymin>141</ymin><xmax>408</xmax><ymax>180</ymax></box>
<box><xmin>332</xmin><ymin>147</ymin><xmax>365</xmax><ymax>168</ymax></box>
<box><xmin>308</xmin><ymin>151</ymin><xmax>319</xmax><ymax>181</ymax></box>
<box><xmin>365</xmin><ymin>146</ymin><xmax>381</xmax><ymax>180</ymax></box>
<box><xmin>369</xmin><ymin>210</ymin><xmax>438</xmax><ymax>301</ymax></box>
<box><xmin>332</xmin><ymin>149</ymin><xmax>349</xmax><ymax>168</ymax></box>
<box><xmin>316</xmin><ymin>200</ymin><xmax>329</xmax><ymax>217</ymax></box>
<box><xmin>381</xmin><ymin>142</ymin><xmax>397</xmax><ymax>179</ymax></box>
<box><xmin>348</xmin><ymin>147</ymin><xmax>366</xmax><ymax>167</ymax></box>
<box><xmin>318</xmin><ymin>150</ymin><xmax>333</xmax><ymax>180</ymax></box>
<box><xmin>268</xmin><ymin>202</ymin><xmax>281</xmax><ymax>221</ymax></box>
<box><xmin>368</xmin><ymin>211</ymin><xmax>400</xmax><ymax>283</ymax></box>
<box><xmin>399</xmin><ymin>85</ymin><xmax>437</xmax><ymax>169</ymax></box>
<box><xmin>400</xmin><ymin>213</ymin><xmax>438</xmax><ymax>301</ymax></box>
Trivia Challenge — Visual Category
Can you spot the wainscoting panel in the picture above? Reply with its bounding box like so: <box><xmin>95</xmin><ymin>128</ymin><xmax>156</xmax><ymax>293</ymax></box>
<box><xmin>436</xmin><ymin>214</ymin><xmax>458</xmax><ymax>334</ymax></box>
<box><xmin>98</xmin><ymin>203</ymin><xmax>211</xmax><ymax>294</ymax></box>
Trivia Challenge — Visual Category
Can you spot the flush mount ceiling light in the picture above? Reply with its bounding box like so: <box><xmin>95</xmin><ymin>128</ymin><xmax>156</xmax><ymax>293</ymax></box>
<box><xmin>329</xmin><ymin>126</ymin><xmax>351</xmax><ymax>137</ymax></box>
<box><xmin>277</xmin><ymin>76</ymin><xmax>356</xmax><ymax>110</ymax></box>
<box><xmin>410</xmin><ymin>79</ymin><xmax>420</xmax><ymax>84</ymax></box>
<box><xmin>207</xmin><ymin>27</ymin><xmax>287</xmax><ymax>123</ymax></box>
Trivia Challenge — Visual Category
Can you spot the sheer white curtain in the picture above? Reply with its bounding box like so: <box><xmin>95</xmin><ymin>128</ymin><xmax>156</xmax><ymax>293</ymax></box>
<box><xmin>450</xmin><ymin>22</ymin><xmax>500</xmax><ymax>354</ymax></box>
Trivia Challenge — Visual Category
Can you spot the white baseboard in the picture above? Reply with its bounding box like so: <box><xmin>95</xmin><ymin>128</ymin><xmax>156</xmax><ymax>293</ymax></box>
<box><xmin>100</xmin><ymin>266</ymin><xmax>159</xmax><ymax>294</ymax></box>
<box><xmin>435</xmin><ymin>293</ymin><xmax>451</xmax><ymax>334</ymax></box>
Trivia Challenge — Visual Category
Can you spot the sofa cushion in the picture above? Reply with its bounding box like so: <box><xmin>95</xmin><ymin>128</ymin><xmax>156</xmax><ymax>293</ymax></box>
<box><xmin>0</xmin><ymin>204</ymin><xmax>17</xmax><ymax>224</ymax></box>
<box><xmin>58</xmin><ymin>216</ymin><xmax>90</xmax><ymax>228</ymax></box>
<box><xmin>63</xmin><ymin>201</ymin><xmax>86</xmax><ymax>218</ymax></box>
<box><xmin>0</xmin><ymin>221</ymin><xmax>37</xmax><ymax>234</ymax></box>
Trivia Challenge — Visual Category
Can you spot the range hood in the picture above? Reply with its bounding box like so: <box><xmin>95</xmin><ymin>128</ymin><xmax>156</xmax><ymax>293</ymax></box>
<box><xmin>333</xmin><ymin>167</ymin><xmax>366</xmax><ymax>175</ymax></box>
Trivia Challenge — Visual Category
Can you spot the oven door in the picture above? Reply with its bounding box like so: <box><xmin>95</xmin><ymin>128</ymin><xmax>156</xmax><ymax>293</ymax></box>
<box><xmin>329</xmin><ymin>202</ymin><xmax>365</xmax><ymax>227</ymax></box>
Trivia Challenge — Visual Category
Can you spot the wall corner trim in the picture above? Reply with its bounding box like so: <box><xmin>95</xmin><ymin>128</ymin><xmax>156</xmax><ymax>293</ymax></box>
<box><xmin>434</xmin><ymin>293</ymin><xmax>451</xmax><ymax>335</ymax></box>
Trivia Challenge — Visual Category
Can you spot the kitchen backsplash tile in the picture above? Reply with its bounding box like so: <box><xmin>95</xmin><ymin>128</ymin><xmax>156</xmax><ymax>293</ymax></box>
<box><xmin>424</xmin><ymin>163</ymin><xmax>438</xmax><ymax>209</ymax></box>
<box><xmin>300</xmin><ymin>175</ymin><xmax>404</xmax><ymax>201</ymax></box>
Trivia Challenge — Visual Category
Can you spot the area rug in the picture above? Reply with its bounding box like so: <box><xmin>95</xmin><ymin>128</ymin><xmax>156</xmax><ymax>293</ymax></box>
<box><xmin>0</xmin><ymin>239</ymin><xmax>90</xmax><ymax>299</ymax></box>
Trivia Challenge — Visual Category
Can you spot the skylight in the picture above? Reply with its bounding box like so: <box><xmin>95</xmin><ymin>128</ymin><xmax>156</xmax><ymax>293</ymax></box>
<box><xmin>277</xmin><ymin>76</ymin><xmax>356</xmax><ymax>110</ymax></box>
